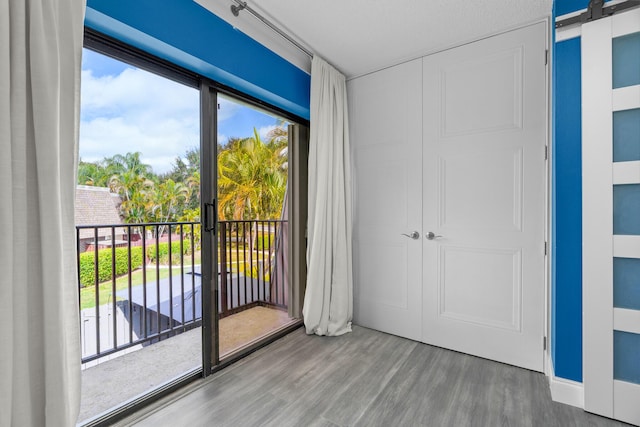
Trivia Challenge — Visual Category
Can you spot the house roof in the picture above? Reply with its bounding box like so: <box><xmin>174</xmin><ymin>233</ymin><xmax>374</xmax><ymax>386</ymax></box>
<box><xmin>75</xmin><ymin>186</ymin><xmax>123</xmax><ymax>239</ymax></box>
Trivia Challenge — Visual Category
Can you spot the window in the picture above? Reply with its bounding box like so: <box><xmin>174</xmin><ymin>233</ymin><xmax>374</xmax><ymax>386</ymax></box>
<box><xmin>75</xmin><ymin>31</ymin><xmax>307</xmax><ymax>425</ymax></box>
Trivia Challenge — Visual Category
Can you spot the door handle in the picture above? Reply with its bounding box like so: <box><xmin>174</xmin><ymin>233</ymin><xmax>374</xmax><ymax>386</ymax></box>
<box><xmin>425</xmin><ymin>231</ymin><xmax>443</xmax><ymax>240</ymax></box>
<box><xmin>204</xmin><ymin>199</ymin><xmax>217</xmax><ymax>233</ymax></box>
<box><xmin>401</xmin><ymin>231</ymin><xmax>420</xmax><ymax>240</ymax></box>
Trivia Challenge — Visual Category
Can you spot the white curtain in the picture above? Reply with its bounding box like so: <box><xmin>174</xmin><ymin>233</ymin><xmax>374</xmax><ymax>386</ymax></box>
<box><xmin>303</xmin><ymin>56</ymin><xmax>353</xmax><ymax>336</ymax></box>
<box><xmin>0</xmin><ymin>0</ymin><xmax>85</xmax><ymax>425</ymax></box>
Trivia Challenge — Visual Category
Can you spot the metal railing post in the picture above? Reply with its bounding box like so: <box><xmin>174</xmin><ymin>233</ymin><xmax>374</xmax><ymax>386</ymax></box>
<box><xmin>219</xmin><ymin>221</ymin><xmax>228</xmax><ymax>315</ymax></box>
<box><xmin>75</xmin><ymin>220</ymin><xmax>288</xmax><ymax>364</ymax></box>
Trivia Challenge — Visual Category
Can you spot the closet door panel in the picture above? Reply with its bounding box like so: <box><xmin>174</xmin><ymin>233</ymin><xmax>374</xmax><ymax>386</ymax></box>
<box><xmin>422</xmin><ymin>22</ymin><xmax>547</xmax><ymax>371</ymax></box>
<box><xmin>349</xmin><ymin>59</ymin><xmax>423</xmax><ymax>340</ymax></box>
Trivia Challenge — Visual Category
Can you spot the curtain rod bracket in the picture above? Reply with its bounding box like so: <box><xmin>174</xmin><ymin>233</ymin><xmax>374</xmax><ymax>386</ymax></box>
<box><xmin>228</xmin><ymin>0</ymin><xmax>313</xmax><ymax>58</ymax></box>
<box><xmin>230</xmin><ymin>2</ymin><xmax>247</xmax><ymax>17</ymax></box>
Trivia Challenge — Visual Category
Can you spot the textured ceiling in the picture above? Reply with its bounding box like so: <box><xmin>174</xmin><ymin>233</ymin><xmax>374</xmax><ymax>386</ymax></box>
<box><xmin>247</xmin><ymin>0</ymin><xmax>553</xmax><ymax>78</ymax></box>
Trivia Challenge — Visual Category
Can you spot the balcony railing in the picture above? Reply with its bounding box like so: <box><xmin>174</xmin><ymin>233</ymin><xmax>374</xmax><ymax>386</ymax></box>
<box><xmin>76</xmin><ymin>220</ymin><xmax>288</xmax><ymax>364</ymax></box>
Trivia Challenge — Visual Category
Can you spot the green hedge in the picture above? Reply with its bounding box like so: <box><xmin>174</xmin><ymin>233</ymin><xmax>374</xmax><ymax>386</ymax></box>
<box><xmin>146</xmin><ymin>240</ymin><xmax>192</xmax><ymax>264</ymax></box>
<box><xmin>79</xmin><ymin>246</ymin><xmax>144</xmax><ymax>288</ymax></box>
<box><xmin>79</xmin><ymin>241</ymin><xmax>193</xmax><ymax>288</ymax></box>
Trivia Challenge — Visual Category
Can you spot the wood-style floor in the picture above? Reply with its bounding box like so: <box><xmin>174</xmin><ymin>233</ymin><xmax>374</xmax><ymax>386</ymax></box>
<box><xmin>79</xmin><ymin>306</ymin><xmax>293</xmax><ymax>422</ymax></box>
<box><xmin>120</xmin><ymin>326</ymin><xmax>629</xmax><ymax>427</ymax></box>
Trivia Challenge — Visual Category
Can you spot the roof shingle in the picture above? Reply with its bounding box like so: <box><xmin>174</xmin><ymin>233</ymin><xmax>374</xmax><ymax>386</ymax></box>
<box><xmin>75</xmin><ymin>186</ymin><xmax>123</xmax><ymax>239</ymax></box>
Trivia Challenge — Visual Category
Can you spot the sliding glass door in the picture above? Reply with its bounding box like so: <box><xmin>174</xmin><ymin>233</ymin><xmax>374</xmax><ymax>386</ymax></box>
<box><xmin>211</xmin><ymin>94</ymin><xmax>299</xmax><ymax>359</ymax></box>
<box><xmin>75</xmin><ymin>36</ymin><xmax>306</xmax><ymax>425</ymax></box>
<box><xmin>77</xmin><ymin>47</ymin><xmax>202</xmax><ymax>423</ymax></box>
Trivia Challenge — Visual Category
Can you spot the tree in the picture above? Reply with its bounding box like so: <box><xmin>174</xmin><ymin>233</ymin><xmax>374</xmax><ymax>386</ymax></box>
<box><xmin>107</xmin><ymin>152</ymin><xmax>153</xmax><ymax>177</ymax></box>
<box><xmin>186</xmin><ymin>170</ymin><xmax>200</xmax><ymax>211</ymax></box>
<box><xmin>164</xmin><ymin>148</ymin><xmax>199</xmax><ymax>182</ymax></box>
<box><xmin>179</xmin><ymin>207</ymin><xmax>201</xmax><ymax>250</ymax></box>
<box><xmin>217</xmin><ymin>128</ymin><xmax>287</xmax><ymax>221</ymax></box>
<box><xmin>77</xmin><ymin>159</ymin><xmax>115</xmax><ymax>187</ymax></box>
<box><xmin>103</xmin><ymin>153</ymin><xmax>157</xmax><ymax>226</ymax></box>
<box><xmin>77</xmin><ymin>160</ymin><xmax>99</xmax><ymax>186</ymax></box>
<box><xmin>150</xmin><ymin>179</ymin><xmax>189</xmax><ymax>235</ymax></box>
<box><xmin>164</xmin><ymin>148</ymin><xmax>200</xmax><ymax>212</ymax></box>
<box><xmin>110</xmin><ymin>172</ymin><xmax>154</xmax><ymax>225</ymax></box>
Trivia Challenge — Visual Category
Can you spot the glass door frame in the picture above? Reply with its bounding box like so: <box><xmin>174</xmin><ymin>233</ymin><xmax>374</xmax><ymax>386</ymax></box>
<box><xmin>200</xmin><ymin>83</ymin><xmax>309</xmax><ymax>374</ymax></box>
<box><xmin>80</xmin><ymin>28</ymin><xmax>308</xmax><ymax>426</ymax></box>
<box><xmin>582</xmin><ymin>7</ymin><xmax>640</xmax><ymax>425</ymax></box>
<box><xmin>200</xmin><ymin>81</ymin><xmax>218</xmax><ymax>373</ymax></box>
<box><xmin>80</xmin><ymin>30</ymin><xmax>207</xmax><ymax>427</ymax></box>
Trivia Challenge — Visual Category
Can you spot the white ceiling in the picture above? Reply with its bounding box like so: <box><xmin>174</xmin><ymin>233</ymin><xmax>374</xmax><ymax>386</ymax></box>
<box><xmin>198</xmin><ymin>0</ymin><xmax>553</xmax><ymax>78</ymax></box>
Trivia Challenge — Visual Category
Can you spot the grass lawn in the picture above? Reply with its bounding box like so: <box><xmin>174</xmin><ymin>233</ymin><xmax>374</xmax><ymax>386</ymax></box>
<box><xmin>80</xmin><ymin>264</ymin><xmax>191</xmax><ymax>310</ymax></box>
<box><xmin>80</xmin><ymin>251</ymin><xmax>202</xmax><ymax>311</ymax></box>
<box><xmin>78</xmin><ymin>249</ymin><xmax>271</xmax><ymax>310</ymax></box>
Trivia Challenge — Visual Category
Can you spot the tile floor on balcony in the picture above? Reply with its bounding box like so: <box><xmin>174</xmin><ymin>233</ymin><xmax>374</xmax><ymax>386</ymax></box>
<box><xmin>78</xmin><ymin>306</ymin><xmax>296</xmax><ymax>424</ymax></box>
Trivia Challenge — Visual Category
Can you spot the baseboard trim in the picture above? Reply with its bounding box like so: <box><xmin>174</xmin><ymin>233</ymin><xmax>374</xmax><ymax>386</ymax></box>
<box><xmin>546</xmin><ymin>353</ymin><xmax>584</xmax><ymax>409</ymax></box>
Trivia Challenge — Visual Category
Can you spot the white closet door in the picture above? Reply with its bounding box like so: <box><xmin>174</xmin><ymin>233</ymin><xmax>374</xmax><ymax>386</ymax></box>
<box><xmin>349</xmin><ymin>59</ymin><xmax>423</xmax><ymax>341</ymax></box>
<box><xmin>422</xmin><ymin>22</ymin><xmax>547</xmax><ymax>371</ymax></box>
<box><xmin>583</xmin><ymin>8</ymin><xmax>640</xmax><ymax>425</ymax></box>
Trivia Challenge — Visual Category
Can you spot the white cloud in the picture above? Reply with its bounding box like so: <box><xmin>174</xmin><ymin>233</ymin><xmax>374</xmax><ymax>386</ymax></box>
<box><xmin>258</xmin><ymin>125</ymin><xmax>278</xmax><ymax>141</ymax></box>
<box><xmin>80</xmin><ymin>68</ymin><xmax>200</xmax><ymax>174</ymax></box>
<box><xmin>217</xmin><ymin>97</ymin><xmax>241</xmax><ymax>123</ymax></box>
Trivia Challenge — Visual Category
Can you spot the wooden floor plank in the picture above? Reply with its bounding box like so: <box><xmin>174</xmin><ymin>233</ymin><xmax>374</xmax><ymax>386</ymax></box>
<box><xmin>265</xmin><ymin>328</ymin><xmax>417</xmax><ymax>427</ymax></box>
<box><xmin>125</xmin><ymin>326</ymin><xmax>630</xmax><ymax>427</ymax></box>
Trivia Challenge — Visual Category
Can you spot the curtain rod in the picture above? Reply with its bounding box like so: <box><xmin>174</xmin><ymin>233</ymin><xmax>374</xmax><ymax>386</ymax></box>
<box><xmin>230</xmin><ymin>0</ymin><xmax>313</xmax><ymax>59</ymax></box>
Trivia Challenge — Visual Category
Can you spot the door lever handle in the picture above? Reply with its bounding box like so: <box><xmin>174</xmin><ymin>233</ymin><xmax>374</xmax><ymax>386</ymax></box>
<box><xmin>425</xmin><ymin>231</ymin><xmax>443</xmax><ymax>240</ymax></box>
<box><xmin>204</xmin><ymin>199</ymin><xmax>217</xmax><ymax>233</ymax></box>
<box><xmin>401</xmin><ymin>231</ymin><xmax>420</xmax><ymax>240</ymax></box>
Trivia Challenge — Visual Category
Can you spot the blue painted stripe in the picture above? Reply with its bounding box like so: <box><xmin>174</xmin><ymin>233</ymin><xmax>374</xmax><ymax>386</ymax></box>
<box><xmin>555</xmin><ymin>0</ymin><xmax>590</xmax><ymax>17</ymax></box>
<box><xmin>555</xmin><ymin>0</ymin><xmax>614</xmax><ymax>17</ymax></box>
<box><xmin>551</xmin><ymin>0</ymin><xmax>557</xmax><ymax>370</ymax></box>
<box><xmin>85</xmin><ymin>0</ymin><xmax>310</xmax><ymax>119</ymax></box>
<box><xmin>553</xmin><ymin>37</ymin><xmax>583</xmax><ymax>383</ymax></box>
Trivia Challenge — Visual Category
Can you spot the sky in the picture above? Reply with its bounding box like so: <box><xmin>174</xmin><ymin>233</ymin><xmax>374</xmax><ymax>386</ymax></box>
<box><xmin>80</xmin><ymin>48</ymin><xmax>286</xmax><ymax>174</ymax></box>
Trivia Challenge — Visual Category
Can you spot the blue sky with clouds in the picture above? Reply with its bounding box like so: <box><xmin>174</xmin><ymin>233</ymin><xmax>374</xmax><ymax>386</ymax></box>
<box><xmin>80</xmin><ymin>48</ymin><xmax>285</xmax><ymax>174</ymax></box>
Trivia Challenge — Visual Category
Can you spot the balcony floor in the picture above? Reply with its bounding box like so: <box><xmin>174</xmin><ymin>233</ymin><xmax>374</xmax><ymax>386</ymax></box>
<box><xmin>116</xmin><ymin>326</ymin><xmax>627</xmax><ymax>427</ymax></box>
<box><xmin>79</xmin><ymin>306</ymin><xmax>294</xmax><ymax>423</ymax></box>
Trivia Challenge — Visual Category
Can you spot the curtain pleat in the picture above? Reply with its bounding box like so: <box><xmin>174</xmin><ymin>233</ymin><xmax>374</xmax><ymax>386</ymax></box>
<box><xmin>0</xmin><ymin>0</ymin><xmax>85</xmax><ymax>425</ymax></box>
<box><xmin>303</xmin><ymin>56</ymin><xmax>353</xmax><ymax>336</ymax></box>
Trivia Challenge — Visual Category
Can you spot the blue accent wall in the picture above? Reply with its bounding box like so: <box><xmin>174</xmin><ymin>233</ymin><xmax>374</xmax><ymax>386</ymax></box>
<box><xmin>85</xmin><ymin>0</ymin><xmax>311</xmax><ymax>119</ymax></box>
<box><xmin>553</xmin><ymin>37</ymin><xmax>583</xmax><ymax>382</ymax></box>
<box><xmin>556</xmin><ymin>0</ymin><xmax>590</xmax><ymax>16</ymax></box>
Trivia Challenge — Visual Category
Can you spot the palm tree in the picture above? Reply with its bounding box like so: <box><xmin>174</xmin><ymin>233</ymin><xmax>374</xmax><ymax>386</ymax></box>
<box><xmin>107</xmin><ymin>152</ymin><xmax>153</xmax><ymax>177</ymax></box>
<box><xmin>186</xmin><ymin>170</ymin><xmax>200</xmax><ymax>210</ymax></box>
<box><xmin>217</xmin><ymin>128</ymin><xmax>287</xmax><ymax>221</ymax></box>
<box><xmin>112</xmin><ymin>174</ymin><xmax>154</xmax><ymax>229</ymax></box>
<box><xmin>109</xmin><ymin>170</ymin><xmax>153</xmax><ymax>204</ymax></box>
<box><xmin>151</xmin><ymin>179</ymin><xmax>189</xmax><ymax>235</ymax></box>
<box><xmin>105</xmin><ymin>153</ymin><xmax>156</xmax><ymax>225</ymax></box>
